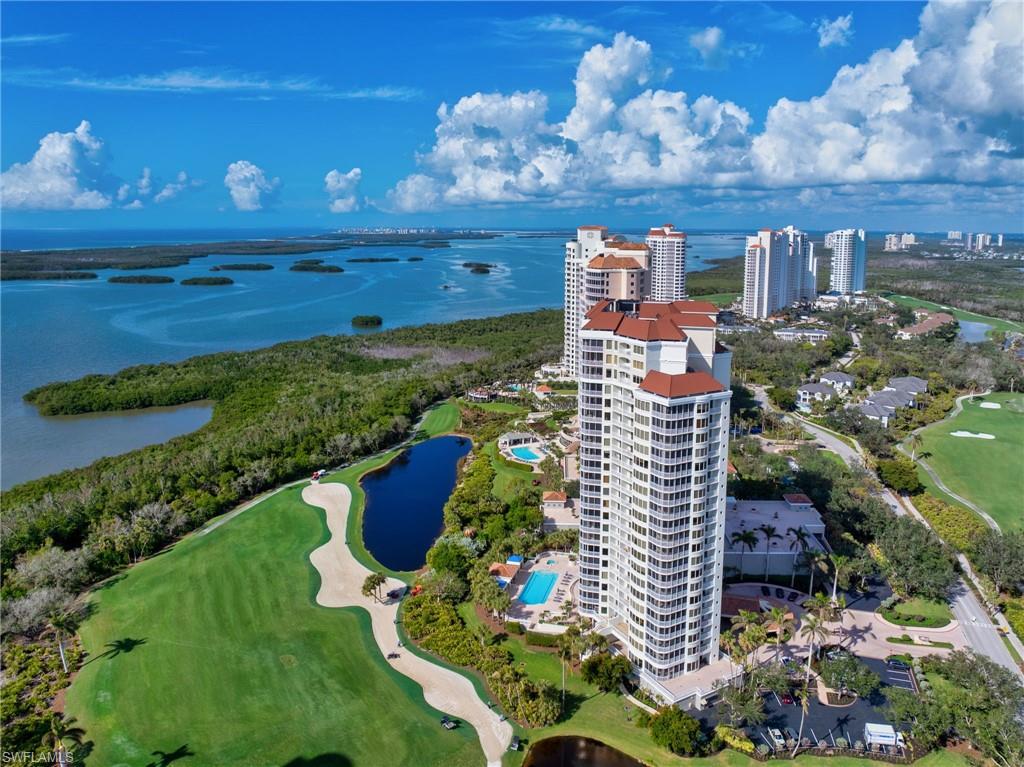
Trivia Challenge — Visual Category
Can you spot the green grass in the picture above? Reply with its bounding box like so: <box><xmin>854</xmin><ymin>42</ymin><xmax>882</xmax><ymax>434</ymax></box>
<box><xmin>914</xmin><ymin>392</ymin><xmax>1024</xmax><ymax>531</ymax></box>
<box><xmin>65</xmin><ymin>486</ymin><xmax>484</xmax><ymax>767</ymax></box>
<box><xmin>696</xmin><ymin>292</ymin><xmax>740</xmax><ymax>307</ymax></box>
<box><xmin>885</xmin><ymin>293</ymin><xmax>1024</xmax><ymax>335</ymax></box>
<box><xmin>418</xmin><ymin>400</ymin><xmax>461</xmax><ymax>438</ymax></box>
<box><xmin>881</xmin><ymin>597</ymin><xmax>953</xmax><ymax>628</ymax></box>
<box><xmin>887</xmin><ymin>634</ymin><xmax>955</xmax><ymax>649</ymax></box>
<box><xmin>482</xmin><ymin>440</ymin><xmax>537</xmax><ymax>503</ymax></box>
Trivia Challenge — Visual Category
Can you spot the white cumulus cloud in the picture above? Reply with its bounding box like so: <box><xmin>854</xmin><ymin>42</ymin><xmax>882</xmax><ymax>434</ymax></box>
<box><xmin>816</xmin><ymin>14</ymin><xmax>854</xmax><ymax>48</ymax></box>
<box><xmin>0</xmin><ymin>120</ymin><xmax>114</xmax><ymax>210</ymax></box>
<box><xmin>324</xmin><ymin>167</ymin><xmax>362</xmax><ymax>212</ymax></box>
<box><xmin>689</xmin><ymin>27</ymin><xmax>725</xmax><ymax>65</ymax></box>
<box><xmin>224</xmin><ymin>161</ymin><xmax>280</xmax><ymax>211</ymax></box>
<box><xmin>154</xmin><ymin>171</ymin><xmax>201</xmax><ymax>203</ymax></box>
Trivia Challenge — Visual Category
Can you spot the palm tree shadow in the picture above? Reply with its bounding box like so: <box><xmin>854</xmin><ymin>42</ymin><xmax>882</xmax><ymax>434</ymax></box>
<box><xmin>85</xmin><ymin>637</ymin><xmax>148</xmax><ymax>666</ymax></box>
<box><xmin>282</xmin><ymin>756</ymin><xmax>353</xmax><ymax>767</ymax></box>
<box><xmin>146</xmin><ymin>744</ymin><xmax>194</xmax><ymax>767</ymax></box>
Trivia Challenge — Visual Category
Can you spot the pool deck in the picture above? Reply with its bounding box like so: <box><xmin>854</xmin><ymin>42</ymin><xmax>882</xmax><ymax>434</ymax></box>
<box><xmin>506</xmin><ymin>551</ymin><xmax>578</xmax><ymax>631</ymax></box>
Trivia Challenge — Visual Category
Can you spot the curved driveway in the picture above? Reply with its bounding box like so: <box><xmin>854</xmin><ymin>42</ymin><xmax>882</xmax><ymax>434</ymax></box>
<box><xmin>303</xmin><ymin>481</ymin><xmax>512</xmax><ymax>767</ymax></box>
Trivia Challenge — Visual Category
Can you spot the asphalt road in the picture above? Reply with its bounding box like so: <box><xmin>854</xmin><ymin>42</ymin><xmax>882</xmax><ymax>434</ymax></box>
<box><xmin>749</xmin><ymin>385</ymin><xmax>1024</xmax><ymax>681</ymax></box>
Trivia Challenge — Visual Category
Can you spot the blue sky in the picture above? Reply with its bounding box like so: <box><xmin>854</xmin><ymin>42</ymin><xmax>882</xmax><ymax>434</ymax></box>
<box><xmin>1</xmin><ymin>1</ymin><xmax>1021</xmax><ymax>231</ymax></box>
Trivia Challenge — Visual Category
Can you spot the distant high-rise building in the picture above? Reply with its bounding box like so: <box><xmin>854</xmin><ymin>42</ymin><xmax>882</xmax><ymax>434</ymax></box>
<box><xmin>980</xmin><ymin>233</ymin><xmax>991</xmax><ymax>248</ymax></box>
<box><xmin>947</xmin><ymin>231</ymin><xmax>963</xmax><ymax>241</ymax></box>
<box><xmin>577</xmin><ymin>298</ymin><xmax>731</xmax><ymax>702</ymax></box>
<box><xmin>824</xmin><ymin>231</ymin><xmax>837</xmax><ymax>250</ymax></box>
<box><xmin>966</xmin><ymin>233</ymin><xmax>974</xmax><ymax>250</ymax></box>
<box><xmin>901</xmin><ymin>233</ymin><xmax>916</xmax><ymax>247</ymax></box>
<box><xmin>828</xmin><ymin>229</ymin><xmax>866</xmax><ymax>294</ymax></box>
<box><xmin>783</xmin><ymin>225</ymin><xmax>817</xmax><ymax>304</ymax></box>
<box><xmin>998</xmin><ymin>234</ymin><xmax>1004</xmax><ymax>247</ymax></box>
<box><xmin>741</xmin><ymin>226</ymin><xmax>816</xmax><ymax>319</ymax></box>
<box><xmin>646</xmin><ymin>224</ymin><xmax>687</xmax><ymax>301</ymax></box>
<box><xmin>564</xmin><ymin>226</ymin><xmax>610</xmax><ymax>374</ymax></box>
<box><xmin>884</xmin><ymin>234</ymin><xmax>902</xmax><ymax>252</ymax></box>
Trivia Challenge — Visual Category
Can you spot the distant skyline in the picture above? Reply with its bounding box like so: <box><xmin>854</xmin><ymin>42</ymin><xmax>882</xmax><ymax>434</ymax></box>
<box><xmin>1</xmin><ymin>1</ymin><xmax>1021</xmax><ymax>231</ymax></box>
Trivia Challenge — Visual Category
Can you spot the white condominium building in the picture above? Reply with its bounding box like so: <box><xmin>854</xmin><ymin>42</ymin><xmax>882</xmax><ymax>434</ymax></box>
<box><xmin>947</xmin><ymin>231</ymin><xmax>963</xmax><ymax>241</ymax></box>
<box><xmin>828</xmin><ymin>228</ymin><xmax>866</xmax><ymax>294</ymax></box>
<box><xmin>741</xmin><ymin>226</ymin><xmax>816</xmax><ymax>319</ymax></box>
<box><xmin>646</xmin><ymin>224</ymin><xmax>688</xmax><ymax>301</ymax></box>
<box><xmin>565</xmin><ymin>226</ymin><xmax>611</xmax><ymax>375</ymax></box>
<box><xmin>577</xmin><ymin>298</ymin><xmax>732</xmax><ymax>702</ymax></box>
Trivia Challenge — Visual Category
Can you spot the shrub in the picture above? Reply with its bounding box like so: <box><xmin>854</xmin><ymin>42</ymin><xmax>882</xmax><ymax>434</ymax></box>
<box><xmin>855</xmin><ymin>740</ymin><xmax>865</xmax><ymax>751</ymax></box>
<box><xmin>912</xmin><ymin>493</ymin><xmax>988</xmax><ymax>554</ymax></box>
<box><xmin>835</xmin><ymin>737</ymin><xmax>849</xmax><ymax>749</ymax></box>
<box><xmin>757</xmin><ymin>743</ymin><xmax>771</xmax><ymax>756</ymax></box>
<box><xmin>649</xmin><ymin>707</ymin><xmax>704</xmax><ymax>756</ymax></box>
<box><xmin>714</xmin><ymin>724</ymin><xmax>755</xmax><ymax>755</ymax></box>
<box><xmin>352</xmin><ymin>315</ymin><xmax>383</xmax><ymax>328</ymax></box>
<box><xmin>504</xmin><ymin>620</ymin><xmax>523</xmax><ymax>634</ymax></box>
<box><xmin>525</xmin><ymin>631</ymin><xmax>558</xmax><ymax>647</ymax></box>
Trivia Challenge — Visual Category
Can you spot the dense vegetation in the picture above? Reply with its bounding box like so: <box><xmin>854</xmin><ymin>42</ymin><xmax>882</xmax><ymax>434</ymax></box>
<box><xmin>108</xmin><ymin>275</ymin><xmax>175</xmax><ymax>284</ymax></box>
<box><xmin>0</xmin><ymin>240</ymin><xmax>346</xmax><ymax>279</ymax></box>
<box><xmin>347</xmin><ymin>257</ymin><xmax>400</xmax><ymax>263</ymax></box>
<box><xmin>180</xmin><ymin>276</ymin><xmax>233</xmax><ymax>286</ymax></box>
<box><xmin>3</xmin><ymin>310</ymin><xmax>562</xmax><ymax>634</ymax></box>
<box><xmin>1</xmin><ymin>271</ymin><xmax>98</xmax><ymax>281</ymax></box>
<box><xmin>352</xmin><ymin>315</ymin><xmax>383</xmax><ymax>328</ymax></box>
<box><xmin>289</xmin><ymin>259</ymin><xmax>343</xmax><ymax>273</ymax></box>
<box><xmin>210</xmin><ymin>263</ymin><xmax>274</xmax><ymax>271</ymax></box>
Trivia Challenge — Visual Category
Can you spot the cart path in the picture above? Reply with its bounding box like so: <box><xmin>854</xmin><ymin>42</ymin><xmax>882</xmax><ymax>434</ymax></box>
<box><xmin>303</xmin><ymin>481</ymin><xmax>512</xmax><ymax>767</ymax></box>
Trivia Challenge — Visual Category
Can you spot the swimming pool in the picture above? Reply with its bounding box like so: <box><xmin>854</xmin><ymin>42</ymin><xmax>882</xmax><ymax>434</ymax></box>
<box><xmin>511</xmin><ymin>445</ymin><xmax>542</xmax><ymax>462</ymax></box>
<box><xmin>519</xmin><ymin>570</ymin><xmax>558</xmax><ymax>605</ymax></box>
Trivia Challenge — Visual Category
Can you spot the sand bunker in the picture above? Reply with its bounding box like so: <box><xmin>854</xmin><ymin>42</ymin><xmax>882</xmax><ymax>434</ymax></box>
<box><xmin>980</xmin><ymin>402</ymin><xmax>1002</xmax><ymax>409</ymax></box>
<box><xmin>950</xmin><ymin>430</ymin><xmax>995</xmax><ymax>439</ymax></box>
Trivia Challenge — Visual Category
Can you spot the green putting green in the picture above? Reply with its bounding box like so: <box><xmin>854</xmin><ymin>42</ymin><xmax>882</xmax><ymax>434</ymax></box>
<box><xmin>914</xmin><ymin>393</ymin><xmax>1024</xmax><ymax>531</ymax></box>
<box><xmin>65</xmin><ymin>485</ymin><xmax>483</xmax><ymax>767</ymax></box>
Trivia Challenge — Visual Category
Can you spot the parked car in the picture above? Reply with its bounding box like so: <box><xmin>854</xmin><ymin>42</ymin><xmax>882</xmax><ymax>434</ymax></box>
<box><xmin>387</xmin><ymin>586</ymin><xmax>407</xmax><ymax>600</ymax></box>
<box><xmin>775</xmin><ymin>588</ymin><xmax>785</xmax><ymax>598</ymax></box>
<box><xmin>761</xmin><ymin>586</ymin><xmax>771</xmax><ymax>596</ymax></box>
<box><xmin>787</xmin><ymin>591</ymin><xmax>799</xmax><ymax>602</ymax></box>
<box><xmin>784</xmin><ymin>727</ymin><xmax>799</xmax><ymax>743</ymax></box>
<box><xmin>440</xmin><ymin>716</ymin><xmax>457</xmax><ymax>730</ymax></box>
<box><xmin>780</xmin><ymin>692</ymin><xmax>795</xmax><ymax>705</ymax></box>
<box><xmin>769</xmin><ymin>728</ymin><xmax>787</xmax><ymax>749</ymax></box>
<box><xmin>887</xmin><ymin>657</ymin><xmax>910</xmax><ymax>670</ymax></box>
<box><xmin>509</xmin><ymin>736</ymin><xmax>520</xmax><ymax>752</ymax></box>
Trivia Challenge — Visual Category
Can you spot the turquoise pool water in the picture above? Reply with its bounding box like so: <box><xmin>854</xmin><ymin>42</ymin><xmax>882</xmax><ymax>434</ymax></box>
<box><xmin>511</xmin><ymin>445</ymin><xmax>542</xmax><ymax>462</ymax></box>
<box><xmin>519</xmin><ymin>570</ymin><xmax>558</xmax><ymax>605</ymax></box>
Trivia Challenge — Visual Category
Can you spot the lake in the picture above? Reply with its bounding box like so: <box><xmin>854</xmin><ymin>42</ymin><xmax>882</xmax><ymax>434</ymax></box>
<box><xmin>361</xmin><ymin>436</ymin><xmax>473</xmax><ymax>570</ymax></box>
<box><xmin>523</xmin><ymin>736</ymin><xmax>645</xmax><ymax>767</ymax></box>
<box><xmin>1</xmin><ymin>230</ymin><xmax>742</xmax><ymax>487</ymax></box>
<box><xmin>957</xmin><ymin>319</ymin><xmax>993</xmax><ymax>344</ymax></box>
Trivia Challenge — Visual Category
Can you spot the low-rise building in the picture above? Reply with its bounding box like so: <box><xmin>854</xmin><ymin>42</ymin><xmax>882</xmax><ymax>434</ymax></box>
<box><xmin>820</xmin><ymin>371</ymin><xmax>855</xmax><ymax>391</ymax></box>
<box><xmin>895</xmin><ymin>310</ymin><xmax>955</xmax><ymax>340</ymax></box>
<box><xmin>773</xmin><ymin>327</ymin><xmax>832</xmax><ymax>344</ymax></box>
<box><xmin>886</xmin><ymin>375</ymin><xmax>928</xmax><ymax>395</ymax></box>
<box><xmin>724</xmin><ymin>496</ymin><xmax>829</xmax><ymax>578</ymax></box>
<box><xmin>540</xmin><ymin>491</ymin><xmax>577</xmax><ymax>530</ymax></box>
<box><xmin>796</xmin><ymin>382</ymin><xmax>836</xmax><ymax>412</ymax></box>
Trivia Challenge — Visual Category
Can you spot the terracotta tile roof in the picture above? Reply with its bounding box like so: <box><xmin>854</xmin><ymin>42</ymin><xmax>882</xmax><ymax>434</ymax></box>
<box><xmin>582</xmin><ymin>311</ymin><xmax>623</xmax><ymax>332</ymax></box>
<box><xmin>783</xmin><ymin>493</ymin><xmax>813</xmax><ymax>505</ymax></box>
<box><xmin>585</xmin><ymin>300</ymin><xmax>611</xmax><ymax>318</ymax></box>
<box><xmin>638</xmin><ymin>370</ymin><xmax>724</xmax><ymax>398</ymax></box>
<box><xmin>489</xmin><ymin>563</ymin><xmax>519</xmax><ymax>579</ymax></box>
<box><xmin>578</xmin><ymin>225</ymin><xmax>608</xmax><ymax>231</ymax></box>
<box><xmin>587</xmin><ymin>255</ymin><xmax>643</xmax><ymax>270</ymax></box>
<box><xmin>543</xmin><ymin>491</ymin><xmax>567</xmax><ymax>502</ymax></box>
<box><xmin>673</xmin><ymin>313</ymin><xmax>717</xmax><ymax>328</ymax></box>
<box><xmin>610</xmin><ymin>242</ymin><xmax>649</xmax><ymax>251</ymax></box>
<box><xmin>616</xmin><ymin>316</ymin><xmax>687</xmax><ymax>342</ymax></box>
<box><xmin>535</xmin><ymin>385</ymin><xmax>553</xmax><ymax>393</ymax></box>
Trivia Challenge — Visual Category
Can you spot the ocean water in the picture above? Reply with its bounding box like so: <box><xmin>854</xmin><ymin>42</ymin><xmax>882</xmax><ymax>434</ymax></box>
<box><xmin>0</xmin><ymin>230</ymin><xmax>744</xmax><ymax>487</ymax></box>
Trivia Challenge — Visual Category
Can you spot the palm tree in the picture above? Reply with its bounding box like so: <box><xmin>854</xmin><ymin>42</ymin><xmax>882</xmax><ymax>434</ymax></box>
<box><xmin>759</xmin><ymin>525</ymin><xmax>782</xmax><ymax>580</ymax></box>
<box><xmin>800</xmin><ymin>550</ymin><xmax>827</xmax><ymax>597</ymax></box>
<box><xmin>47</xmin><ymin>610</ymin><xmax>79</xmax><ymax>675</ymax></box>
<box><xmin>731</xmin><ymin>530</ymin><xmax>758</xmax><ymax>579</ymax></box>
<box><xmin>791</xmin><ymin>679</ymin><xmax>811</xmax><ymax>756</ymax></box>
<box><xmin>788</xmin><ymin>527</ymin><xmax>811</xmax><ymax>588</ymax></box>
<box><xmin>473</xmin><ymin>624</ymin><xmax>491</xmax><ymax>648</ymax></box>
<box><xmin>803</xmin><ymin>593</ymin><xmax>833</xmax><ymax>623</ymax></box>
<box><xmin>556</xmin><ymin>623</ymin><xmax>582</xmax><ymax>709</ymax></box>
<box><xmin>42</xmin><ymin>715</ymin><xmax>85</xmax><ymax>767</ymax></box>
<box><xmin>828</xmin><ymin>554</ymin><xmax>852</xmax><ymax>603</ymax></box>
<box><xmin>799</xmin><ymin>614</ymin><xmax>830</xmax><ymax>675</ymax></box>
<box><xmin>908</xmin><ymin>432</ymin><xmax>924</xmax><ymax>461</ymax></box>
<box><xmin>361</xmin><ymin>572</ymin><xmax>386</xmax><ymax>603</ymax></box>
<box><xmin>767</xmin><ymin>606</ymin><xmax>794</xmax><ymax>661</ymax></box>
<box><xmin>730</xmin><ymin>609</ymin><xmax>762</xmax><ymax>634</ymax></box>
<box><xmin>833</xmin><ymin>594</ymin><xmax>848</xmax><ymax>647</ymax></box>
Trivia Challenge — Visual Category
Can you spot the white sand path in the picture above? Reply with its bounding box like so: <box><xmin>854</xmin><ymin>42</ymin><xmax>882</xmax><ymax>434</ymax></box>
<box><xmin>980</xmin><ymin>402</ymin><xmax>1002</xmax><ymax>409</ymax></box>
<box><xmin>303</xmin><ymin>482</ymin><xmax>512</xmax><ymax>767</ymax></box>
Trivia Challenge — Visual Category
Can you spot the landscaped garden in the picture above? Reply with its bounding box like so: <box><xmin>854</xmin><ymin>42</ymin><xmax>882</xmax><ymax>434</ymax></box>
<box><xmin>879</xmin><ymin>597</ymin><xmax>953</xmax><ymax>629</ymax></box>
<box><xmin>64</xmin><ymin>485</ymin><xmax>484</xmax><ymax>767</ymax></box>
<box><xmin>914</xmin><ymin>393</ymin><xmax>1024</xmax><ymax>531</ymax></box>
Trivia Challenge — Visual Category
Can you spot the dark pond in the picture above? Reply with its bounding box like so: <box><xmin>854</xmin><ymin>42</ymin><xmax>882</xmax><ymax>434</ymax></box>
<box><xmin>523</xmin><ymin>737</ymin><xmax>645</xmax><ymax>767</ymax></box>
<box><xmin>361</xmin><ymin>435</ymin><xmax>472</xmax><ymax>570</ymax></box>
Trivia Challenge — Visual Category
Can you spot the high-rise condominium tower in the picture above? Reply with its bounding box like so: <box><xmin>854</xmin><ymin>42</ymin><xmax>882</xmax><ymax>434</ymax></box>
<box><xmin>646</xmin><ymin>224</ymin><xmax>687</xmax><ymax>301</ymax></box>
<box><xmin>564</xmin><ymin>226</ymin><xmax>651</xmax><ymax>374</ymax></box>
<box><xmin>577</xmin><ymin>298</ymin><xmax>732</xmax><ymax>702</ymax></box>
<box><xmin>741</xmin><ymin>226</ymin><xmax>816</xmax><ymax>319</ymax></box>
<box><xmin>828</xmin><ymin>228</ymin><xmax>866</xmax><ymax>294</ymax></box>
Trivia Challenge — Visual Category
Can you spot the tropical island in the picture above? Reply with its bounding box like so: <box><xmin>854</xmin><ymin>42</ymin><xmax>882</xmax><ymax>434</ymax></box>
<box><xmin>351</xmin><ymin>315</ymin><xmax>384</xmax><ymax>328</ymax></box>
<box><xmin>463</xmin><ymin>262</ymin><xmax>495</xmax><ymax>274</ymax></box>
<box><xmin>108</xmin><ymin>275</ymin><xmax>175</xmax><ymax>284</ymax></box>
<box><xmin>290</xmin><ymin>258</ymin><xmax>344</xmax><ymax>273</ymax></box>
<box><xmin>181</xmin><ymin>276</ymin><xmax>234</xmax><ymax>286</ymax></box>
<box><xmin>210</xmin><ymin>263</ymin><xmax>274</xmax><ymax>271</ymax></box>
<box><xmin>347</xmin><ymin>257</ymin><xmax>401</xmax><ymax>263</ymax></box>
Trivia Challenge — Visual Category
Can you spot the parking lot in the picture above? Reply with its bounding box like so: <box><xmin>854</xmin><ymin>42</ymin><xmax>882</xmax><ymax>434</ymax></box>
<box><xmin>863</xmin><ymin>656</ymin><xmax>917</xmax><ymax>693</ymax></box>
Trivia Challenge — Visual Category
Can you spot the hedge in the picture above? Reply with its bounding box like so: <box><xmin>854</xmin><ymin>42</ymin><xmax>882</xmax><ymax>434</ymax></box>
<box><xmin>505</xmin><ymin>620</ymin><xmax>524</xmax><ymax>634</ymax></box>
<box><xmin>525</xmin><ymin>631</ymin><xmax>559</xmax><ymax>647</ymax></box>
<box><xmin>912</xmin><ymin>492</ymin><xmax>988</xmax><ymax>554</ymax></box>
